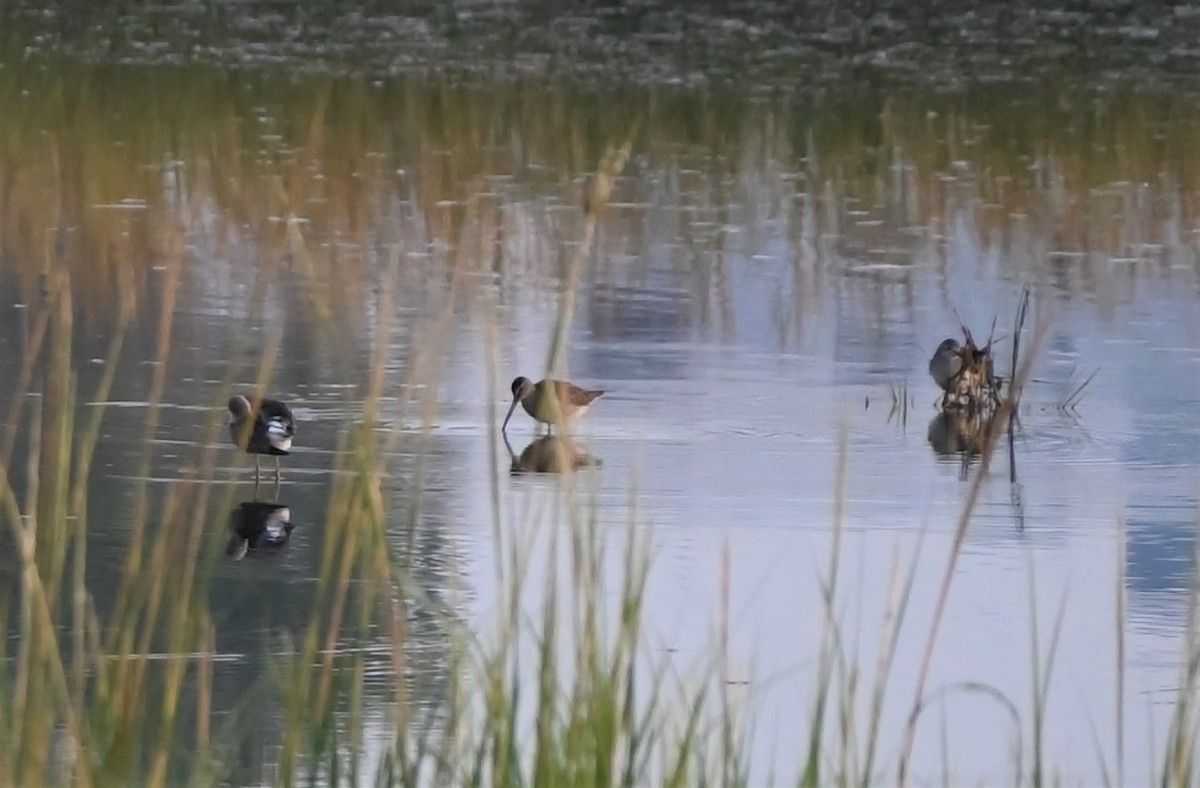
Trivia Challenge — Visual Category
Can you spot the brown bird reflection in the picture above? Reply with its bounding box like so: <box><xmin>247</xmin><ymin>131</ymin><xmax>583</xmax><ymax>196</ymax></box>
<box><xmin>225</xmin><ymin>501</ymin><xmax>294</xmax><ymax>560</ymax></box>
<box><xmin>504</xmin><ymin>433</ymin><xmax>601</xmax><ymax>475</ymax></box>
<box><xmin>927</xmin><ymin>410</ymin><xmax>992</xmax><ymax>457</ymax></box>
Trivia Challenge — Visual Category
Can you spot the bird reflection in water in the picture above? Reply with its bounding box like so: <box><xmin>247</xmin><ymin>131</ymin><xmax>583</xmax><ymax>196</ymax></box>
<box><xmin>927</xmin><ymin>408</ymin><xmax>996</xmax><ymax>481</ymax></box>
<box><xmin>504</xmin><ymin>433</ymin><xmax>601</xmax><ymax>475</ymax></box>
<box><xmin>225</xmin><ymin>501</ymin><xmax>294</xmax><ymax>560</ymax></box>
<box><xmin>926</xmin><ymin>410</ymin><xmax>991</xmax><ymax>458</ymax></box>
<box><xmin>927</xmin><ymin>408</ymin><xmax>1025</xmax><ymax>530</ymax></box>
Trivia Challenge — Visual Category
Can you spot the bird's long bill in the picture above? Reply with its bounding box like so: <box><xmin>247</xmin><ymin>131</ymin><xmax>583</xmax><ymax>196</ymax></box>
<box><xmin>501</xmin><ymin>397</ymin><xmax>519</xmax><ymax>433</ymax></box>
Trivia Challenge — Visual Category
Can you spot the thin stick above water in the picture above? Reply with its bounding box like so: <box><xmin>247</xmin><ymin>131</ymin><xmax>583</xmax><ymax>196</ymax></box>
<box><xmin>1010</xmin><ymin>286</ymin><xmax>1031</xmax><ymax>398</ymax></box>
<box><xmin>543</xmin><ymin>130</ymin><xmax>637</xmax><ymax>380</ymax></box>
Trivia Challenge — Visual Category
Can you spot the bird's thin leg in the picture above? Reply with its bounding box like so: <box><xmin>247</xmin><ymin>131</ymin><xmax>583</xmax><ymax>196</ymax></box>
<box><xmin>272</xmin><ymin>474</ymin><xmax>281</xmax><ymax>502</ymax></box>
<box><xmin>255</xmin><ymin>455</ymin><xmax>261</xmax><ymax>483</ymax></box>
<box><xmin>275</xmin><ymin>456</ymin><xmax>281</xmax><ymax>485</ymax></box>
<box><xmin>253</xmin><ymin>476</ymin><xmax>261</xmax><ymax>501</ymax></box>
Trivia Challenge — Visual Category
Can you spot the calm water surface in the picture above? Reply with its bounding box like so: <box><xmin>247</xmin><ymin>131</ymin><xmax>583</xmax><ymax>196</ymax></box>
<box><xmin>2</xmin><ymin>54</ymin><xmax>1200</xmax><ymax>784</ymax></box>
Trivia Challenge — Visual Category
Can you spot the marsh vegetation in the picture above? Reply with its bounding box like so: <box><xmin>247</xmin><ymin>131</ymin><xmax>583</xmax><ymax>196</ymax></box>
<box><xmin>2</xmin><ymin>5</ymin><xmax>1200</xmax><ymax>785</ymax></box>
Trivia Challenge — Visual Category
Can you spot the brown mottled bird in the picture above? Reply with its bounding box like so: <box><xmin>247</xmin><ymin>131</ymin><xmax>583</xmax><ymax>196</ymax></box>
<box><xmin>501</xmin><ymin>376</ymin><xmax>605</xmax><ymax>434</ymax></box>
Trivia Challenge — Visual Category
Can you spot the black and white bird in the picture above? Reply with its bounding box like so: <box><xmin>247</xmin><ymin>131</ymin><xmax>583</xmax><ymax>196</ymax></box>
<box><xmin>227</xmin><ymin>394</ymin><xmax>296</xmax><ymax>482</ymax></box>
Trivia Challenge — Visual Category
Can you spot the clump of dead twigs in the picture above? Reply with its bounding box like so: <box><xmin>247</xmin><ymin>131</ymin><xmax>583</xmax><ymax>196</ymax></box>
<box><xmin>940</xmin><ymin>318</ymin><xmax>1003</xmax><ymax>412</ymax></box>
<box><xmin>937</xmin><ymin>288</ymin><xmax>1032</xmax><ymax>414</ymax></box>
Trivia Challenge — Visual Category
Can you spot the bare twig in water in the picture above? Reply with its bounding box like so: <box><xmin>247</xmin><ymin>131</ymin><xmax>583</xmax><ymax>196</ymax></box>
<box><xmin>544</xmin><ymin>124</ymin><xmax>639</xmax><ymax>381</ymax></box>
<box><xmin>984</xmin><ymin>315</ymin><xmax>998</xmax><ymax>353</ymax></box>
<box><xmin>887</xmin><ymin>379</ymin><xmax>909</xmax><ymax>427</ymax></box>
<box><xmin>1010</xmin><ymin>286</ymin><xmax>1031</xmax><ymax>400</ymax></box>
<box><xmin>1058</xmin><ymin>365</ymin><xmax>1100</xmax><ymax>411</ymax></box>
<box><xmin>952</xmin><ymin>305</ymin><xmax>975</xmax><ymax>349</ymax></box>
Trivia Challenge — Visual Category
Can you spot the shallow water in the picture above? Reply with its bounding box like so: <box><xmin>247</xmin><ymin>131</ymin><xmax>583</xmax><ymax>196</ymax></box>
<box><xmin>3</xmin><ymin>10</ymin><xmax>1200</xmax><ymax>782</ymax></box>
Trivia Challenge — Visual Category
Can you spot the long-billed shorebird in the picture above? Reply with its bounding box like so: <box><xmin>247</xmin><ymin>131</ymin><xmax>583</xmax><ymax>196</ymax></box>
<box><xmin>228</xmin><ymin>394</ymin><xmax>296</xmax><ymax>482</ymax></box>
<box><xmin>501</xmin><ymin>376</ymin><xmax>604</xmax><ymax>434</ymax></box>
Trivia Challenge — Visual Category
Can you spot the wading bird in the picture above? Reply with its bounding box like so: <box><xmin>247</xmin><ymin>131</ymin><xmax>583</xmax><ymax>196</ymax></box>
<box><xmin>228</xmin><ymin>394</ymin><xmax>296</xmax><ymax>482</ymax></box>
<box><xmin>501</xmin><ymin>376</ymin><xmax>604</xmax><ymax>434</ymax></box>
<box><xmin>929</xmin><ymin>338</ymin><xmax>965</xmax><ymax>406</ymax></box>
